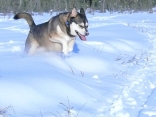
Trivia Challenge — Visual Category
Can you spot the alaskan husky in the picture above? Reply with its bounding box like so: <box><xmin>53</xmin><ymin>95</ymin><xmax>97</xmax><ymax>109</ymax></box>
<box><xmin>13</xmin><ymin>7</ymin><xmax>89</xmax><ymax>55</ymax></box>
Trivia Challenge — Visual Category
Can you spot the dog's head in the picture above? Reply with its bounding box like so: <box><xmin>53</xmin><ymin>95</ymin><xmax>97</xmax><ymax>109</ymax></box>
<box><xmin>66</xmin><ymin>7</ymin><xmax>89</xmax><ymax>41</ymax></box>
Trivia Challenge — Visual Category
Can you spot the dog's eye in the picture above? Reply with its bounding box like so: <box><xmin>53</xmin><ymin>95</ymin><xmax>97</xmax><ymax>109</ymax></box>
<box><xmin>79</xmin><ymin>25</ymin><xmax>84</xmax><ymax>29</ymax></box>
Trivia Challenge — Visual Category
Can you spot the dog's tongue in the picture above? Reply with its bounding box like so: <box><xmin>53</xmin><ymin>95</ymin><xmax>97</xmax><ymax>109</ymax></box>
<box><xmin>80</xmin><ymin>35</ymin><xmax>87</xmax><ymax>41</ymax></box>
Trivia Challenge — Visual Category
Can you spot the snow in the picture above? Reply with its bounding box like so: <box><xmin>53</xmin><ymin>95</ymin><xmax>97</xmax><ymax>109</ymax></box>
<box><xmin>0</xmin><ymin>12</ymin><xmax>156</xmax><ymax>117</ymax></box>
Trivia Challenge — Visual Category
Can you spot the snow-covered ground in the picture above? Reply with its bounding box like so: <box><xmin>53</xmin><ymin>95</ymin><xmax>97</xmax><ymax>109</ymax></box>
<box><xmin>0</xmin><ymin>12</ymin><xmax>156</xmax><ymax>117</ymax></box>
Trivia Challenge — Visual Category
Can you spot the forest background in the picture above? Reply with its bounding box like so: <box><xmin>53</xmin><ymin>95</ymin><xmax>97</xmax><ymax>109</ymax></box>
<box><xmin>0</xmin><ymin>0</ymin><xmax>156</xmax><ymax>15</ymax></box>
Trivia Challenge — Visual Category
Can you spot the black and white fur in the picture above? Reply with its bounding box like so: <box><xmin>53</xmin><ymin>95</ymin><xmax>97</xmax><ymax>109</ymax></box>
<box><xmin>13</xmin><ymin>7</ymin><xmax>89</xmax><ymax>55</ymax></box>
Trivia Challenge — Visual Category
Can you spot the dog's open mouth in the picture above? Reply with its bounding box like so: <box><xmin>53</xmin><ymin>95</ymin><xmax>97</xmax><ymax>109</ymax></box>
<box><xmin>75</xmin><ymin>31</ymin><xmax>87</xmax><ymax>41</ymax></box>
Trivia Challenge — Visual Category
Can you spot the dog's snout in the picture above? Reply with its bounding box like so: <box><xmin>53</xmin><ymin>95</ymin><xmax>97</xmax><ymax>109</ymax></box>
<box><xmin>85</xmin><ymin>32</ymin><xmax>89</xmax><ymax>36</ymax></box>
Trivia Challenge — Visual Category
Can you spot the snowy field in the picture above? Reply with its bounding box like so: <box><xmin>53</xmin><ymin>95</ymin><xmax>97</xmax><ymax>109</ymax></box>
<box><xmin>0</xmin><ymin>11</ymin><xmax>156</xmax><ymax>117</ymax></box>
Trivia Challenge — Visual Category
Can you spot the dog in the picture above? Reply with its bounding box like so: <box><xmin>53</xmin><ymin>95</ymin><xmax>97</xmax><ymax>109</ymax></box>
<box><xmin>13</xmin><ymin>7</ymin><xmax>89</xmax><ymax>55</ymax></box>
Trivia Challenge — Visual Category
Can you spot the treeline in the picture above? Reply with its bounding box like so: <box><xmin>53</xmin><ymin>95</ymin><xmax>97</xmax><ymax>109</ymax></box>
<box><xmin>0</xmin><ymin>0</ymin><xmax>156</xmax><ymax>15</ymax></box>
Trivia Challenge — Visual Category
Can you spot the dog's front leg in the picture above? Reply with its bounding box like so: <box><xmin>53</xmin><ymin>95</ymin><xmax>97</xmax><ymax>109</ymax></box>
<box><xmin>68</xmin><ymin>39</ymin><xmax>75</xmax><ymax>52</ymax></box>
<box><xmin>61</xmin><ymin>41</ymin><xmax>69</xmax><ymax>55</ymax></box>
<box><xmin>49</xmin><ymin>38</ymin><xmax>69</xmax><ymax>55</ymax></box>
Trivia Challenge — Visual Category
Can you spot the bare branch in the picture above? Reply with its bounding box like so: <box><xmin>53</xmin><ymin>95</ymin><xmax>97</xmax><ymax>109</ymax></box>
<box><xmin>76</xmin><ymin>101</ymin><xmax>87</xmax><ymax>117</ymax></box>
<box><xmin>68</xmin><ymin>65</ymin><xmax>74</xmax><ymax>75</ymax></box>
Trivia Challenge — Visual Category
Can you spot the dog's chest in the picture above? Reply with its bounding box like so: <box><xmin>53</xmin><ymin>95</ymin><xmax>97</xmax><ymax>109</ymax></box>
<box><xmin>57</xmin><ymin>26</ymin><xmax>73</xmax><ymax>41</ymax></box>
<box><xmin>61</xmin><ymin>33</ymin><xmax>72</xmax><ymax>41</ymax></box>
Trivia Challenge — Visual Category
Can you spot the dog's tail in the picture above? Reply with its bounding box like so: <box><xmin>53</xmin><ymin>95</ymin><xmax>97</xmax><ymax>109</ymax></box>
<box><xmin>14</xmin><ymin>12</ymin><xmax>36</xmax><ymax>29</ymax></box>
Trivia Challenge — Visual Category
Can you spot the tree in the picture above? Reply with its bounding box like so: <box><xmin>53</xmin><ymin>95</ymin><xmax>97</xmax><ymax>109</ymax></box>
<box><xmin>0</xmin><ymin>0</ymin><xmax>156</xmax><ymax>14</ymax></box>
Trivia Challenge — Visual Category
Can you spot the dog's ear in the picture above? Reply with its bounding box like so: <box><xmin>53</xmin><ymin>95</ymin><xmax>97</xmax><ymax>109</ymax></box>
<box><xmin>80</xmin><ymin>8</ymin><xmax>85</xmax><ymax>16</ymax></box>
<box><xmin>71</xmin><ymin>7</ymin><xmax>77</xmax><ymax>17</ymax></box>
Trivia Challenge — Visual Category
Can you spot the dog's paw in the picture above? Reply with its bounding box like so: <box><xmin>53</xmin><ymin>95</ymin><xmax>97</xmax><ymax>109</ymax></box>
<box><xmin>64</xmin><ymin>51</ymin><xmax>69</xmax><ymax>55</ymax></box>
<box><xmin>61</xmin><ymin>52</ymin><xmax>72</xmax><ymax>59</ymax></box>
<box><xmin>68</xmin><ymin>47</ymin><xmax>73</xmax><ymax>53</ymax></box>
<box><xmin>62</xmin><ymin>48</ymin><xmax>69</xmax><ymax>55</ymax></box>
